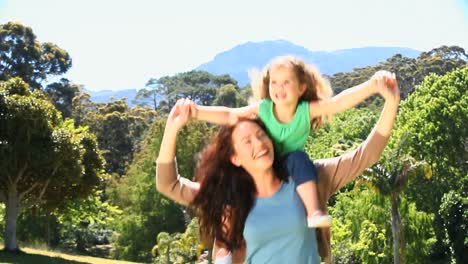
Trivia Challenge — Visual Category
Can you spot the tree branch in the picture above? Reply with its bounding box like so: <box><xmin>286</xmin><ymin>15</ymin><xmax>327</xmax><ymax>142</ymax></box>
<box><xmin>37</xmin><ymin>178</ymin><xmax>51</xmax><ymax>202</ymax></box>
<box><xmin>14</xmin><ymin>162</ymin><xmax>28</xmax><ymax>185</ymax></box>
<box><xmin>7</xmin><ymin>174</ymin><xmax>14</xmax><ymax>186</ymax></box>
<box><xmin>19</xmin><ymin>182</ymin><xmax>39</xmax><ymax>201</ymax></box>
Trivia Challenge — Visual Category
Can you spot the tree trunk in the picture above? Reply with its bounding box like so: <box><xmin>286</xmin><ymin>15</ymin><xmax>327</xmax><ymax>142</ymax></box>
<box><xmin>391</xmin><ymin>192</ymin><xmax>403</xmax><ymax>264</ymax></box>
<box><xmin>5</xmin><ymin>186</ymin><xmax>20</xmax><ymax>251</ymax></box>
<box><xmin>401</xmin><ymin>225</ymin><xmax>406</xmax><ymax>264</ymax></box>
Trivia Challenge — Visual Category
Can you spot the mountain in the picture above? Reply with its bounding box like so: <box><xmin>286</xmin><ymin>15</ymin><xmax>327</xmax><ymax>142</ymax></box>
<box><xmin>86</xmin><ymin>40</ymin><xmax>422</xmax><ymax>104</ymax></box>
<box><xmin>196</xmin><ymin>39</ymin><xmax>421</xmax><ymax>86</ymax></box>
<box><xmin>85</xmin><ymin>88</ymin><xmax>138</xmax><ymax>105</ymax></box>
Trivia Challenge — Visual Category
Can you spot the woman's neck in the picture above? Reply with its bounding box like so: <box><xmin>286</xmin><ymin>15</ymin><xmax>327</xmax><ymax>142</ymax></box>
<box><xmin>251</xmin><ymin>168</ymin><xmax>282</xmax><ymax>198</ymax></box>
<box><xmin>273</xmin><ymin>102</ymin><xmax>297</xmax><ymax>123</ymax></box>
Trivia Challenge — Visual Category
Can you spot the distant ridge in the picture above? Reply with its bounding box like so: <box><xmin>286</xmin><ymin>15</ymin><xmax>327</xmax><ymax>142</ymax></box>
<box><xmin>196</xmin><ymin>39</ymin><xmax>421</xmax><ymax>86</ymax></box>
<box><xmin>84</xmin><ymin>88</ymin><xmax>137</xmax><ymax>105</ymax></box>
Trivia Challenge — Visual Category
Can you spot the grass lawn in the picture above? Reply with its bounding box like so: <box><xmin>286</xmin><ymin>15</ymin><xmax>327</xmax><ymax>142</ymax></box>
<box><xmin>0</xmin><ymin>247</ymin><xmax>143</xmax><ymax>264</ymax></box>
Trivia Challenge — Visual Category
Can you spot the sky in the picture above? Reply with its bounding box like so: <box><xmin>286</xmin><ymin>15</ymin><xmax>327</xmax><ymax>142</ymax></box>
<box><xmin>0</xmin><ymin>0</ymin><xmax>467</xmax><ymax>91</ymax></box>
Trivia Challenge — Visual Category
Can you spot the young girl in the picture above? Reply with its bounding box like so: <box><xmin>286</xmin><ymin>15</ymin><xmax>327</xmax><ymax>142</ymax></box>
<box><xmin>190</xmin><ymin>56</ymin><xmax>394</xmax><ymax>260</ymax></box>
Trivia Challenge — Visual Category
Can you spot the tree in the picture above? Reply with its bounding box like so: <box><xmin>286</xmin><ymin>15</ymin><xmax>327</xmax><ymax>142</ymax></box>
<box><xmin>79</xmin><ymin>99</ymin><xmax>156</xmax><ymax>175</ymax></box>
<box><xmin>72</xmin><ymin>91</ymin><xmax>95</xmax><ymax>126</ymax></box>
<box><xmin>330</xmin><ymin>46</ymin><xmax>467</xmax><ymax>105</ymax></box>
<box><xmin>305</xmin><ymin>108</ymin><xmax>378</xmax><ymax>160</ymax></box>
<box><xmin>0</xmin><ymin>78</ymin><xmax>104</xmax><ymax>250</ymax></box>
<box><xmin>0</xmin><ymin>22</ymin><xmax>72</xmax><ymax>89</ymax></box>
<box><xmin>365</xmin><ymin>136</ymin><xmax>432</xmax><ymax>264</ymax></box>
<box><xmin>331</xmin><ymin>187</ymin><xmax>434</xmax><ymax>264</ymax></box>
<box><xmin>213</xmin><ymin>84</ymin><xmax>248</xmax><ymax>107</ymax></box>
<box><xmin>390</xmin><ymin>67</ymin><xmax>468</xmax><ymax>260</ymax></box>
<box><xmin>45</xmin><ymin>78</ymin><xmax>81</xmax><ymax>119</ymax></box>
<box><xmin>140</xmin><ymin>71</ymin><xmax>239</xmax><ymax>112</ymax></box>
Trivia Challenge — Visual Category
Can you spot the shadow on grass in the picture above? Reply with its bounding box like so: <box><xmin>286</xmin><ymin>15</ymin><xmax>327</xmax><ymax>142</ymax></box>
<box><xmin>0</xmin><ymin>249</ymin><xmax>90</xmax><ymax>264</ymax></box>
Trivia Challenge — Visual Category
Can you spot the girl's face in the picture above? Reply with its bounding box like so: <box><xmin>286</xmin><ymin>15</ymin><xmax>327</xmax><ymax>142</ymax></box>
<box><xmin>230</xmin><ymin>121</ymin><xmax>274</xmax><ymax>174</ymax></box>
<box><xmin>268</xmin><ymin>66</ymin><xmax>305</xmax><ymax>107</ymax></box>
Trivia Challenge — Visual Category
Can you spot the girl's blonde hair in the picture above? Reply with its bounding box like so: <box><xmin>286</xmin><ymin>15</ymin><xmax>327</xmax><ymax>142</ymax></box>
<box><xmin>250</xmin><ymin>55</ymin><xmax>333</xmax><ymax>129</ymax></box>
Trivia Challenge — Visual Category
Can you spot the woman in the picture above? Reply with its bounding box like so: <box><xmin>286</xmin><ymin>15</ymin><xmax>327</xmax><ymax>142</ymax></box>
<box><xmin>156</xmin><ymin>81</ymin><xmax>399</xmax><ymax>263</ymax></box>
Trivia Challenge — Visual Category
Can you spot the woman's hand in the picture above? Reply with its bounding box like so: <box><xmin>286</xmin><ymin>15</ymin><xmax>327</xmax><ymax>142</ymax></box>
<box><xmin>379</xmin><ymin>74</ymin><xmax>400</xmax><ymax>104</ymax></box>
<box><xmin>374</xmin><ymin>73</ymin><xmax>400</xmax><ymax>137</ymax></box>
<box><xmin>166</xmin><ymin>98</ymin><xmax>193</xmax><ymax>133</ymax></box>
<box><xmin>158</xmin><ymin>98</ymin><xmax>194</xmax><ymax>163</ymax></box>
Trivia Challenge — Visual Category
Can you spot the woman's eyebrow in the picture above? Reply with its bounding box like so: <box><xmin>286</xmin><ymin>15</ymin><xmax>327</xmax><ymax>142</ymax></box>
<box><xmin>241</xmin><ymin>134</ymin><xmax>250</xmax><ymax>141</ymax></box>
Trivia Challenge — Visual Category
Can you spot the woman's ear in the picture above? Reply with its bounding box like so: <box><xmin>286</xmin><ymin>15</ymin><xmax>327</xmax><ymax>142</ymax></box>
<box><xmin>230</xmin><ymin>155</ymin><xmax>241</xmax><ymax>167</ymax></box>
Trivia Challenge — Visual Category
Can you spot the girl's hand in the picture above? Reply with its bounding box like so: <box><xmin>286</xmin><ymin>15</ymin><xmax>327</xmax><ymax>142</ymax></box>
<box><xmin>229</xmin><ymin>105</ymin><xmax>259</xmax><ymax>125</ymax></box>
<box><xmin>371</xmin><ymin>70</ymin><xmax>396</xmax><ymax>94</ymax></box>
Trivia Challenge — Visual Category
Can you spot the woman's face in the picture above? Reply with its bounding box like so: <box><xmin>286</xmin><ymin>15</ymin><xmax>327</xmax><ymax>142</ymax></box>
<box><xmin>229</xmin><ymin>121</ymin><xmax>275</xmax><ymax>173</ymax></box>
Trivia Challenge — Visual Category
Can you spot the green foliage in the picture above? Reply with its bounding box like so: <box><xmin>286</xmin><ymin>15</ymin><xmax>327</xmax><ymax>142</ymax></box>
<box><xmin>16</xmin><ymin>192</ymin><xmax>121</xmax><ymax>256</ymax></box>
<box><xmin>44</xmin><ymin>78</ymin><xmax>81</xmax><ymax>119</ymax></box>
<box><xmin>0</xmin><ymin>22</ymin><xmax>72</xmax><ymax>89</ymax></box>
<box><xmin>108</xmin><ymin>118</ymin><xmax>212</xmax><ymax>262</ymax></box>
<box><xmin>330</xmin><ymin>46</ymin><xmax>467</xmax><ymax>106</ymax></box>
<box><xmin>331</xmin><ymin>188</ymin><xmax>434</xmax><ymax>264</ymax></box>
<box><xmin>352</xmin><ymin>220</ymin><xmax>388</xmax><ymax>264</ymax></box>
<box><xmin>79</xmin><ymin>98</ymin><xmax>157</xmax><ymax>175</ymax></box>
<box><xmin>0</xmin><ymin>77</ymin><xmax>105</xmax><ymax>250</ymax></box>
<box><xmin>394</xmin><ymin>67</ymin><xmax>467</xmax><ymax>193</ymax></box>
<box><xmin>305</xmin><ymin>108</ymin><xmax>377</xmax><ymax>160</ymax></box>
<box><xmin>366</xmin><ymin>134</ymin><xmax>432</xmax><ymax>197</ymax></box>
<box><xmin>0</xmin><ymin>78</ymin><xmax>104</xmax><ymax>206</ymax></box>
<box><xmin>55</xmin><ymin>192</ymin><xmax>122</xmax><ymax>252</ymax></box>
<box><xmin>213</xmin><ymin>84</ymin><xmax>247</xmax><ymax>107</ymax></box>
<box><xmin>154</xmin><ymin>217</ymin><xmax>201</xmax><ymax>264</ymax></box>
<box><xmin>141</xmin><ymin>71</ymin><xmax>239</xmax><ymax>113</ymax></box>
<box><xmin>389</xmin><ymin>67</ymin><xmax>467</xmax><ymax>259</ymax></box>
<box><xmin>401</xmin><ymin>202</ymin><xmax>436</xmax><ymax>262</ymax></box>
<box><xmin>331</xmin><ymin>188</ymin><xmax>391</xmax><ymax>264</ymax></box>
<box><xmin>439</xmin><ymin>190</ymin><xmax>468</xmax><ymax>263</ymax></box>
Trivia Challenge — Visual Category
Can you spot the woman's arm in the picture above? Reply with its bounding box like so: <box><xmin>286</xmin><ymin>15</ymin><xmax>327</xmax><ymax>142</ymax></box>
<box><xmin>315</xmin><ymin>77</ymin><xmax>400</xmax><ymax>197</ymax></box>
<box><xmin>192</xmin><ymin>103</ymin><xmax>259</xmax><ymax>125</ymax></box>
<box><xmin>313</xmin><ymin>78</ymin><xmax>400</xmax><ymax>261</ymax></box>
<box><xmin>309</xmin><ymin>71</ymin><xmax>395</xmax><ymax>118</ymax></box>
<box><xmin>156</xmin><ymin>99</ymin><xmax>200</xmax><ymax>206</ymax></box>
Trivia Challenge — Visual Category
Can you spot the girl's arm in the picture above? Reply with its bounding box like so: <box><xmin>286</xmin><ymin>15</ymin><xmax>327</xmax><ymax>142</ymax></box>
<box><xmin>156</xmin><ymin>99</ymin><xmax>200</xmax><ymax>206</ymax></box>
<box><xmin>309</xmin><ymin>71</ymin><xmax>395</xmax><ymax>118</ymax></box>
<box><xmin>192</xmin><ymin>103</ymin><xmax>259</xmax><ymax>125</ymax></box>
